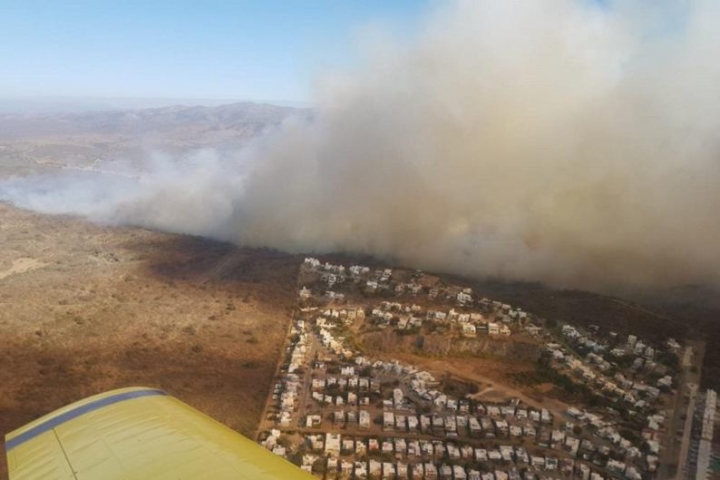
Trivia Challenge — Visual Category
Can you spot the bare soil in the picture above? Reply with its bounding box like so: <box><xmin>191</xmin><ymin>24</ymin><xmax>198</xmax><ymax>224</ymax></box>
<box><xmin>373</xmin><ymin>351</ymin><xmax>572</xmax><ymax>417</ymax></box>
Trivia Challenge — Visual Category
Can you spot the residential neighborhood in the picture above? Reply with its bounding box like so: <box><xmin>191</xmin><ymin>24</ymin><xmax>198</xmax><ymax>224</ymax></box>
<box><xmin>255</xmin><ymin>258</ymin><xmax>711</xmax><ymax>480</ymax></box>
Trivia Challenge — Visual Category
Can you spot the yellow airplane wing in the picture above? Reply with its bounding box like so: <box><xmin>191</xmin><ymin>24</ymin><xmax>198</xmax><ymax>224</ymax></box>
<box><xmin>5</xmin><ymin>387</ymin><xmax>315</xmax><ymax>480</ymax></box>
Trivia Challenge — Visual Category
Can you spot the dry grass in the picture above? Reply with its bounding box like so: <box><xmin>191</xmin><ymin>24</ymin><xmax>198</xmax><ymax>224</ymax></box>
<box><xmin>0</xmin><ymin>203</ymin><xmax>300</xmax><ymax>478</ymax></box>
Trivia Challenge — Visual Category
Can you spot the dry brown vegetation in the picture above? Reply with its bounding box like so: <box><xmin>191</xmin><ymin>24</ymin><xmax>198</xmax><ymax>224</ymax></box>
<box><xmin>0</xmin><ymin>203</ymin><xmax>301</xmax><ymax>478</ymax></box>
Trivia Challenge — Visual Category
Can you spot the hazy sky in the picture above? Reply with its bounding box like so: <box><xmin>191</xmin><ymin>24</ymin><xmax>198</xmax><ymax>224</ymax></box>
<box><xmin>1</xmin><ymin>0</ymin><xmax>429</xmax><ymax>103</ymax></box>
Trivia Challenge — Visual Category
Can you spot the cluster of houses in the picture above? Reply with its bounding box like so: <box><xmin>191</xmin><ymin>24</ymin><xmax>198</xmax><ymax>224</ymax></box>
<box><xmin>300</xmin><ymin>287</ymin><xmax>348</xmax><ymax>303</ymax></box>
<box><xmin>301</xmin><ymin>259</ymin><xmax>537</xmax><ymax>339</ymax></box>
<box><xmin>302</xmin><ymin>259</ymin><xmax>527</xmax><ymax>320</ymax></box>
<box><xmin>316</xmin><ymin>307</ymin><xmax>365</xmax><ymax>325</ymax></box>
<box><xmin>302</xmin><ymin>257</ymin><xmax>390</xmax><ymax>293</ymax></box>
<box><xmin>269</xmin><ymin>319</ymin><xmax>312</xmax><ymax>427</ymax></box>
<box><xmin>273</xmin><ymin>322</ymin><xmax>654</xmax><ymax>478</ymax></box>
<box><xmin>303</xmin><ymin>258</ymin><xmax>349</xmax><ymax>285</ymax></box>
<box><xmin>566</xmin><ymin>406</ymin><xmax>661</xmax><ymax>471</ymax></box>
<box><xmin>316</xmin><ymin>321</ymin><xmax>354</xmax><ymax>358</ymax></box>
<box><xmin>310</xmin><ymin>384</ymin><xmax>557</xmax><ymax>441</ymax></box>
<box><xmin>549</xmin><ymin>326</ymin><xmax>674</xmax><ymax>409</ymax></box>
<box><xmin>367</xmin><ymin>301</ymin><xmax>525</xmax><ymax>338</ymax></box>
<box><xmin>296</xmin><ymin>432</ymin><xmax>626</xmax><ymax>480</ymax></box>
<box><xmin>259</xmin><ymin>259</ymin><xmax>679</xmax><ymax>479</ymax></box>
<box><xmin>544</xmin><ymin>327</ymin><xmax>679</xmax><ymax>473</ymax></box>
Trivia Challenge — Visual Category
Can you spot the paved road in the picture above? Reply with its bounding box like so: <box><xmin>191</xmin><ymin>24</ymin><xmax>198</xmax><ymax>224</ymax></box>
<box><xmin>675</xmin><ymin>383</ymin><xmax>698</xmax><ymax>480</ymax></box>
<box><xmin>658</xmin><ymin>346</ymin><xmax>691</xmax><ymax>480</ymax></box>
<box><xmin>658</xmin><ymin>341</ymin><xmax>705</xmax><ymax>480</ymax></box>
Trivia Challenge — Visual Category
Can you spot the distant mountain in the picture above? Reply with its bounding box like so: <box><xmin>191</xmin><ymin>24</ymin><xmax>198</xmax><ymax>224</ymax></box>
<box><xmin>0</xmin><ymin>102</ymin><xmax>309</xmax><ymax>176</ymax></box>
<box><xmin>0</xmin><ymin>97</ymin><xmax>310</xmax><ymax>114</ymax></box>
<box><xmin>0</xmin><ymin>102</ymin><xmax>308</xmax><ymax>138</ymax></box>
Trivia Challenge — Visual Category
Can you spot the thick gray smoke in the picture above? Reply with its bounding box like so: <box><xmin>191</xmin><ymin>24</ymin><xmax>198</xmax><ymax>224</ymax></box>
<box><xmin>3</xmin><ymin>0</ymin><xmax>720</xmax><ymax>289</ymax></box>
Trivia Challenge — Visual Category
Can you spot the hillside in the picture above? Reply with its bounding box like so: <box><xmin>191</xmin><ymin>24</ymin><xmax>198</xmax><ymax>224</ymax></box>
<box><xmin>0</xmin><ymin>102</ymin><xmax>306</xmax><ymax>178</ymax></box>
<box><xmin>0</xmin><ymin>203</ymin><xmax>301</xmax><ymax>478</ymax></box>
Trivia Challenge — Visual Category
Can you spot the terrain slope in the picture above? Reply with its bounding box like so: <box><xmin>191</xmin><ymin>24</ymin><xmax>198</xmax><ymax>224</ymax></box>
<box><xmin>0</xmin><ymin>203</ymin><xmax>299</xmax><ymax>478</ymax></box>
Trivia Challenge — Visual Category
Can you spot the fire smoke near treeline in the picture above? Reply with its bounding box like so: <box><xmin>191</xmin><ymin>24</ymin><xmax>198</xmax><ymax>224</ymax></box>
<box><xmin>2</xmin><ymin>0</ymin><xmax>720</xmax><ymax>290</ymax></box>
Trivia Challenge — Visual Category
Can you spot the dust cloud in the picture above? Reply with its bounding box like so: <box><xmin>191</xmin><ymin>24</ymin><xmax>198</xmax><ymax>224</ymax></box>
<box><xmin>2</xmin><ymin>0</ymin><xmax>720</xmax><ymax>289</ymax></box>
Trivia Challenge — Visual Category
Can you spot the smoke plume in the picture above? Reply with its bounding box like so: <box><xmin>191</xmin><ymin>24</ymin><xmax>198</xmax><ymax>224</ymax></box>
<box><xmin>3</xmin><ymin>0</ymin><xmax>720</xmax><ymax>289</ymax></box>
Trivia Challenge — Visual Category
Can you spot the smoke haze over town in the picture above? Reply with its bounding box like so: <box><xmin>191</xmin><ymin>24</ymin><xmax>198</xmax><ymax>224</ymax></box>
<box><xmin>2</xmin><ymin>0</ymin><xmax>720</xmax><ymax>290</ymax></box>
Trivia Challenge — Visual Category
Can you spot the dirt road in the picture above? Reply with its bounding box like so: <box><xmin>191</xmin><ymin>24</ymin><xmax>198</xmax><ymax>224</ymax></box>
<box><xmin>379</xmin><ymin>353</ymin><xmax>572</xmax><ymax>418</ymax></box>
